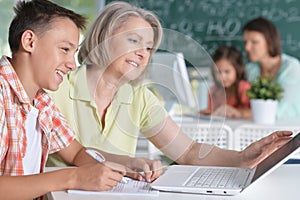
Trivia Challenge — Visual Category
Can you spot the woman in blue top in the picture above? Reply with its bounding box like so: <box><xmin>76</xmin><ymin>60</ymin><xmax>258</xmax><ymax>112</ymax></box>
<box><xmin>242</xmin><ymin>17</ymin><xmax>300</xmax><ymax>121</ymax></box>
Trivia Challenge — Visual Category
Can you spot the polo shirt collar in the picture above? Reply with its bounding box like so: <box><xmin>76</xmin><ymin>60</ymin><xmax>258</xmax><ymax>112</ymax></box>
<box><xmin>69</xmin><ymin>66</ymin><xmax>133</xmax><ymax>105</ymax></box>
<box><xmin>69</xmin><ymin>66</ymin><xmax>90</xmax><ymax>101</ymax></box>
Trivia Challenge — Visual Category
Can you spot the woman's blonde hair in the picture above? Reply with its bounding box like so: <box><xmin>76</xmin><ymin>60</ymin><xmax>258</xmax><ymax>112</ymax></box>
<box><xmin>78</xmin><ymin>1</ymin><xmax>163</xmax><ymax>68</ymax></box>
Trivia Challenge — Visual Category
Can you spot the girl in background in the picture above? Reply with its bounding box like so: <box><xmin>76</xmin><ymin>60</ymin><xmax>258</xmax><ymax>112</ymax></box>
<box><xmin>201</xmin><ymin>46</ymin><xmax>251</xmax><ymax>119</ymax></box>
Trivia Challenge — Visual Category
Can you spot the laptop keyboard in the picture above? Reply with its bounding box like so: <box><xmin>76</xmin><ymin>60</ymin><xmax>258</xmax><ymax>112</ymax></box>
<box><xmin>184</xmin><ymin>168</ymin><xmax>239</xmax><ymax>188</ymax></box>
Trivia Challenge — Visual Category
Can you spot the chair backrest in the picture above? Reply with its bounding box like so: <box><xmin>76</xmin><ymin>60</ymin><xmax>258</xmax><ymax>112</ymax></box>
<box><xmin>234</xmin><ymin>124</ymin><xmax>300</xmax><ymax>159</ymax></box>
<box><xmin>148</xmin><ymin>122</ymin><xmax>233</xmax><ymax>160</ymax></box>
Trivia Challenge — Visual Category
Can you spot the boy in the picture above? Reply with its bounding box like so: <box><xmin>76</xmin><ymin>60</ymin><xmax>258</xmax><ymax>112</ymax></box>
<box><xmin>0</xmin><ymin>0</ymin><xmax>150</xmax><ymax>199</ymax></box>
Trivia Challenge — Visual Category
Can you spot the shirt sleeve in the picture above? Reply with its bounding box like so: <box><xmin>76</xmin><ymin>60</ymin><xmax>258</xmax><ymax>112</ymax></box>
<box><xmin>49</xmin><ymin>106</ymin><xmax>76</xmax><ymax>154</ymax></box>
<box><xmin>0</xmin><ymin>86</ymin><xmax>8</xmax><ymax>161</ymax></box>
<box><xmin>139</xmin><ymin>87</ymin><xmax>168</xmax><ymax>133</ymax></box>
<box><xmin>37</xmin><ymin>92</ymin><xmax>75</xmax><ymax>154</ymax></box>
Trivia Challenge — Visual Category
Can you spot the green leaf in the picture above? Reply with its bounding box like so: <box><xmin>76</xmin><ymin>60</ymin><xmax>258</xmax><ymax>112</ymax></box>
<box><xmin>247</xmin><ymin>76</ymin><xmax>283</xmax><ymax>100</ymax></box>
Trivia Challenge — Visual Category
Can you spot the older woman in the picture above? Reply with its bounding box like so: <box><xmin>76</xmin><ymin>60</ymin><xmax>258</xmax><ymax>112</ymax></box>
<box><xmin>48</xmin><ymin>1</ymin><xmax>291</xmax><ymax>178</ymax></box>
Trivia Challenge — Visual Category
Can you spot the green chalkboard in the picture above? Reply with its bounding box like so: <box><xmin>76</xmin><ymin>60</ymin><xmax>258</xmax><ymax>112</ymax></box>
<box><xmin>106</xmin><ymin>0</ymin><xmax>300</xmax><ymax>67</ymax></box>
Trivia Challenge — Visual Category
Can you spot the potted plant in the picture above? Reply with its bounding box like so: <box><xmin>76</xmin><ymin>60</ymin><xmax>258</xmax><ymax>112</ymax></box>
<box><xmin>247</xmin><ymin>76</ymin><xmax>283</xmax><ymax>124</ymax></box>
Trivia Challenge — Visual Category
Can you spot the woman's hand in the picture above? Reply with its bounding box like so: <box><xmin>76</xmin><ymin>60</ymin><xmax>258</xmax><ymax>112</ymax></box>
<box><xmin>239</xmin><ymin>131</ymin><xmax>293</xmax><ymax>168</ymax></box>
<box><xmin>124</xmin><ymin>157</ymin><xmax>163</xmax><ymax>182</ymax></box>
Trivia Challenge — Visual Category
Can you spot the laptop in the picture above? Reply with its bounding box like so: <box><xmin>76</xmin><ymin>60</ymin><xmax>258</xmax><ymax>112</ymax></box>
<box><xmin>151</xmin><ymin>132</ymin><xmax>300</xmax><ymax>195</ymax></box>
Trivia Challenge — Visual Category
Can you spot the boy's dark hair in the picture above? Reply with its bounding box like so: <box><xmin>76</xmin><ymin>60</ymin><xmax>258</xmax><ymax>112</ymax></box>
<box><xmin>211</xmin><ymin>45</ymin><xmax>246</xmax><ymax>107</ymax></box>
<box><xmin>242</xmin><ymin>17</ymin><xmax>281</xmax><ymax>57</ymax></box>
<box><xmin>8</xmin><ymin>0</ymin><xmax>86</xmax><ymax>53</ymax></box>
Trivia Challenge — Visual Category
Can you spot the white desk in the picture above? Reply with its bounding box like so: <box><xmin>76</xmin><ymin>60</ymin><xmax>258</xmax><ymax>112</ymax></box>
<box><xmin>47</xmin><ymin>164</ymin><xmax>300</xmax><ymax>200</ymax></box>
<box><xmin>172</xmin><ymin>115</ymin><xmax>300</xmax><ymax>131</ymax></box>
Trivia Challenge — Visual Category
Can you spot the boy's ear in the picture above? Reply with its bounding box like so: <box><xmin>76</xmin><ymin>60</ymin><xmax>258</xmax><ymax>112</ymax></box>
<box><xmin>20</xmin><ymin>30</ymin><xmax>36</xmax><ymax>52</ymax></box>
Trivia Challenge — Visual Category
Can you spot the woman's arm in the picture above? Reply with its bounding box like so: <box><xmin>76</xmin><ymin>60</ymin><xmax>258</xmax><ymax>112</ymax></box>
<box><xmin>145</xmin><ymin>117</ymin><xmax>292</xmax><ymax>168</ymax></box>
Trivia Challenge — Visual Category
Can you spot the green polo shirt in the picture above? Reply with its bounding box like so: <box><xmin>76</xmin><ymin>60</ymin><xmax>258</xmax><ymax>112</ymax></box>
<box><xmin>47</xmin><ymin>66</ymin><xmax>168</xmax><ymax>166</ymax></box>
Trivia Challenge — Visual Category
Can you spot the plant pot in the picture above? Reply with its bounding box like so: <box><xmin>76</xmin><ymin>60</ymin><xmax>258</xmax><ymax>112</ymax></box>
<box><xmin>250</xmin><ymin>99</ymin><xmax>278</xmax><ymax>124</ymax></box>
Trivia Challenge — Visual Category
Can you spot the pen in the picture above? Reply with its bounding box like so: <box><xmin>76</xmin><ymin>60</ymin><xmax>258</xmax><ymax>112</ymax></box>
<box><xmin>85</xmin><ymin>149</ymin><xmax>128</xmax><ymax>184</ymax></box>
<box><xmin>85</xmin><ymin>149</ymin><xmax>105</xmax><ymax>163</ymax></box>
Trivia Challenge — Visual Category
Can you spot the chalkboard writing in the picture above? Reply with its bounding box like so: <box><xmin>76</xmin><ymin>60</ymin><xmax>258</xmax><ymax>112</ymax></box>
<box><xmin>106</xmin><ymin>0</ymin><xmax>300</xmax><ymax>66</ymax></box>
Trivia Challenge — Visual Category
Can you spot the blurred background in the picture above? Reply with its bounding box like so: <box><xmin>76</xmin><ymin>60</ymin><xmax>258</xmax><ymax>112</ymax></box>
<box><xmin>2</xmin><ymin>0</ymin><xmax>300</xmax><ymax>112</ymax></box>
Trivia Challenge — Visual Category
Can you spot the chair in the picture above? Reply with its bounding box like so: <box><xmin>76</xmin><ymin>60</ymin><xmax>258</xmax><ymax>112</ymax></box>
<box><xmin>148</xmin><ymin>122</ymin><xmax>233</xmax><ymax>160</ymax></box>
<box><xmin>234</xmin><ymin>124</ymin><xmax>300</xmax><ymax>159</ymax></box>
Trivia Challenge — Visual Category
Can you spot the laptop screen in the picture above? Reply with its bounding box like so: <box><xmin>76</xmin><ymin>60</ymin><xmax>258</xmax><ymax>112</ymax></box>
<box><xmin>251</xmin><ymin>132</ymin><xmax>300</xmax><ymax>182</ymax></box>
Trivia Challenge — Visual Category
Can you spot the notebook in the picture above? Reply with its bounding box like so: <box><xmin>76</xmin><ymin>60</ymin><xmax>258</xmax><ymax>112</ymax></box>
<box><xmin>68</xmin><ymin>177</ymin><xmax>158</xmax><ymax>196</ymax></box>
<box><xmin>151</xmin><ymin>132</ymin><xmax>300</xmax><ymax>195</ymax></box>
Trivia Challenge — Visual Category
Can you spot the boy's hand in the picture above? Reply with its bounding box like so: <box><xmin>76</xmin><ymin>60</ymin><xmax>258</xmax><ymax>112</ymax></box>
<box><xmin>72</xmin><ymin>162</ymin><xmax>125</xmax><ymax>191</ymax></box>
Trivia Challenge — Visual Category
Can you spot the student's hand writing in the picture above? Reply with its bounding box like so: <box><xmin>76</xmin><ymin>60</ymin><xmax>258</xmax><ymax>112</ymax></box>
<box><xmin>124</xmin><ymin>157</ymin><xmax>163</xmax><ymax>182</ymax></box>
<box><xmin>72</xmin><ymin>162</ymin><xmax>125</xmax><ymax>191</ymax></box>
<box><xmin>240</xmin><ymin>131</ymin><xmax>292</xmax><ymax>168</ymax></box>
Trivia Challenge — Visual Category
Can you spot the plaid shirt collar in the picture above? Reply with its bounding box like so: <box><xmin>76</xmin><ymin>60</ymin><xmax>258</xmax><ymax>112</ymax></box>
<box><xmin>0</xmin><ymin>56</ymin><xmax>31</xmax><ymax>104</ymax></box>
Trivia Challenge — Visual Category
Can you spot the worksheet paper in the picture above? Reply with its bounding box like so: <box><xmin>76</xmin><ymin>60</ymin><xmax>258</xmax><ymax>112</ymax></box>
<box><xmin>67</xmin><ymin>178</ymin><xmax>159</xmax><ymax>196</ymax></box>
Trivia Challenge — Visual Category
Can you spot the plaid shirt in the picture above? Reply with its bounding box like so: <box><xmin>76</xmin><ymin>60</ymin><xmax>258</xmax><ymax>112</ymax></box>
<box><xmin>0</xmin><ymin>56</ymin><xmax>75</xmax><ymax>176</ymax></box>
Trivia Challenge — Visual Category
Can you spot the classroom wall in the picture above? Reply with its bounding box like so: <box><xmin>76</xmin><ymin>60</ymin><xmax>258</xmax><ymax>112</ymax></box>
<box><xmin>0</xmin><ymin>1</ymin><xmax>15</xmax><ymax>56</ymax></box>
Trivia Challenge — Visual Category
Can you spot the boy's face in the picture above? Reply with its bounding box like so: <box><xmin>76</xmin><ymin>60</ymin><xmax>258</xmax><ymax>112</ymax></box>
<box><xmin>30</xmin><ymin>18</ymin><xmax>80</xmax><ymax>91</ymax></box>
